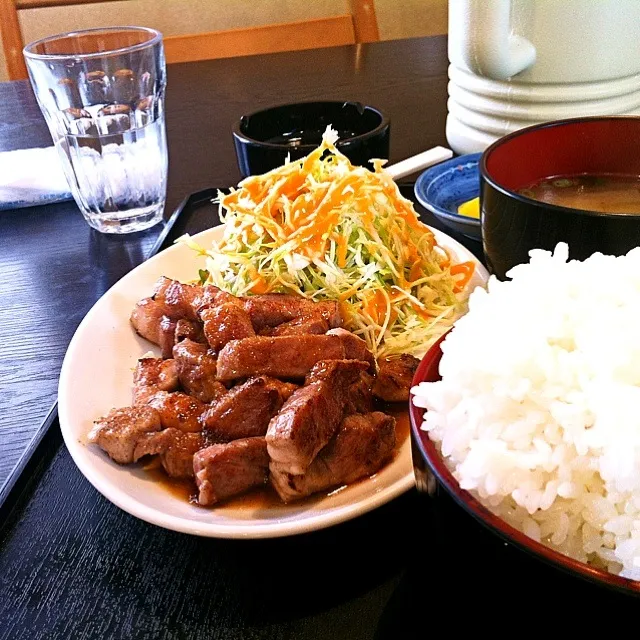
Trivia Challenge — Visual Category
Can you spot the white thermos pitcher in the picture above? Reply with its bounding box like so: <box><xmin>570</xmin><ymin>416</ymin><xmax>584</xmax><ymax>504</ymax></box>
<box><xmin>446</xmin><ymin>0</ymin><xmax>640</xmax><ymax>154</ymax></box>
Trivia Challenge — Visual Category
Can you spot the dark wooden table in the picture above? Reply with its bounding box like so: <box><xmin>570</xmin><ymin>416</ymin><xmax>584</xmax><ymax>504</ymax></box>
<box><xmin>0</xmin><ymin>36</ymin><xmax>451</xmax><ymax>486</ymax></box>
<box><xmin>2</xmin><ymin>36</ymin><xmax>635</xmax><ymax>640</ymax></box>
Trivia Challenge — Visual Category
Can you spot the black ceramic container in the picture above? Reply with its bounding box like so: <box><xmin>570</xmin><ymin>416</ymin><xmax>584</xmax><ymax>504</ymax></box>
<box><xmin>480</xmin><ymin>117</ymin><xmax>640</xmax><ymax>279</ymax></box>
<box><xmin>232</xmin><ymin>101</ymin><xmax>390</xmax><ymax>177</ymax></box>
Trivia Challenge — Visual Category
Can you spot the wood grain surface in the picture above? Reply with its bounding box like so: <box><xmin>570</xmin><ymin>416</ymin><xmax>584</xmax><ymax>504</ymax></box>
<box><xmin>0</xmin><ymin>35</ymin><xmax>450</xmax><ymax>488</ymax></box>
<box><xmin>0</xmin><ymin>437</ymin><xmax>410</xmax><ymax>639</ymax></box>
<box><xmin>0</xmin><ymin>424</ymin><xmax>634</xmax><ymax>639</ymax></box>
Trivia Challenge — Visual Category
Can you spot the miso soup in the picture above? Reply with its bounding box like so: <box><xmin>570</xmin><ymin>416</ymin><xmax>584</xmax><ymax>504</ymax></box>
<box><xmin>518</xmin><ymin>174</ymin><xmax>640</xmax><ymax>214</ymax></box>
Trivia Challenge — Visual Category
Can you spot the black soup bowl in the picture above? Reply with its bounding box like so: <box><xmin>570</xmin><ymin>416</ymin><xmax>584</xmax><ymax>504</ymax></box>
<box><xmin>233</xmin><ymin>101</ymin><xmax>390</xmax><ymax>177</ymax></box>
<box><xmin>480</xmin><ymin>116</ymin><xmax>640</xmax><ymax>279</ymax></box>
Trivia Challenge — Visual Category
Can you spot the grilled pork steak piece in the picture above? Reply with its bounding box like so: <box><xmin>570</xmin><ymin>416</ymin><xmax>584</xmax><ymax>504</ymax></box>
<box><xmin>132</xmin><ymin>358</ymin><xmax>179</xmax><ymax>404</ymax></box>
<box><xmin>155</xmin><ymin>429</ymin><xmax>207</xmax><ymax>478</ymax></box>
<box><xmin>89</xmin><ymin>406</ymin><xmax>164</xmax><ymax>464</ymax></box>
<box><xmin>259</xmin><ymin>314</ymin><xmax>329</xmax><ymax>337</ymax></box>
<box><xmin>344</xmin><ymin>371</ymin><xmax>374</xmax><ymax>415</ymax></box>
<box><xmin>172</xmin><ymin>339</ymin><xmax>227</xmax><ymax>403</ymax></box>
<box><xmin>325</xmin><ymin>328</ymin><xmax>376</xmax><ymax>369</ymax></box>
<box><xmin>242</xmin><ymin>294</ymin><xmax>342</xmax><ymax>331</ymax></box>
<box><xmin>133</xmin><ymin>283</ymin><xmax>346</xmax><ymax>355</ymax></box>
<box><xmin>131</xmin><ymin>296</ymin><xmax>206</xmax><ymax>357</ymax></box>
<box><xmin>145</xmin><ymin>391</ymin><xmax>207</xmax><ymax>432</ymax></box>
<box><xmin>200</xmin><ymin>302</ymin><xmax>255</xmax><ymax>352</ymax></box>
<box><xmin>267</xmin><ymin>378</ymin><xmax>298</xmax><ymax>400</ymax></box>
<box><xmin>130</xmin><ymin>297</ymin><xmax>166</xmax><ymax>345</ymax></box>
<box><xmin>91</xmin><ymin>410</ymin><xmax>208</xmax><ymax>478</ymax></box>
<box><xmin>132</xmin><ymin>360</ymin><xmax>207</xmax><ymax>432</ymax></box>
<box><xmin>266</xmin><ymin>359</ymin><xmax>370</xmax><ymax>475</ymax></box>
<box><xmin>194</xmin><ymin>437</ymin><xmax>269</xmax><ymax>506</ymax></box>
<box><xmin>202</xmin><ymin>376</ymin><xmax>294</xmax><ymax>441</ymax></box>
<box><xmin>216</xmin><ymin>330</ymin><xmax>373</xmax><ymax>381</ymax></box>
<box><xmin>174</xmin><ymin>318</ymin><xmax>205</xmax><ymax>344</ymax></box>
<box><xmin>271</xmin><ymin>412</ymin><xmax>396</xmax><ymax>502</ymax></box>
<box><xmin>158</xmin><ymin>316</ymin><xmax>179</xmax><ymax>358</ymax></box>
<box><xmin>372</xmin><ymin>354</ymin><xmax>420</xmax><ymax>402</ymax></box>
<box><xmin>152</xmin><ymin>277</ymin><xmax>221</xmax><ymax>321</ymax></box>
<box><xmin>127</xmin><ymin>428</ymin><xmax>209</xmax><ymax>478</ymax></box>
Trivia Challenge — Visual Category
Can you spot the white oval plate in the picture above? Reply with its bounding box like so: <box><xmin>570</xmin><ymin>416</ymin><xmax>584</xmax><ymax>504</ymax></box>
<box><xmin>58</xmin><ymin>225</ymin><xmax>489</xmax><ymax>538</ymax></box>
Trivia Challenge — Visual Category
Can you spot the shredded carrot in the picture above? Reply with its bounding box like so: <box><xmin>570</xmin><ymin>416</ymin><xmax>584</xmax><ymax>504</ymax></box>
<box><xmin>450</xmin><ymin>261</ymin><xmax>475</xmax><ymax>293</ymax></box>
<box><xmin>363</xmin><ymin>289</ymin><xmax>388</xmax><ymax>325</ymax></box>
<box><xmin>409</xmin><ymin>260</ymin><xmax>424</xmax><ymax>283</ymax></box>
<box><xmin>246</xmin><ymin>265</ymin><xmax>270</xmax><ymax>294</ymax></box>
<box><xmin>334</xmin><ymin>234</ymin><xmax>349</xmax><ymax>268</ymax></box>
<box><xmin>410</xmin><ymin>303</ymin><xmax>436</xmax><ymax>321</ymax></box>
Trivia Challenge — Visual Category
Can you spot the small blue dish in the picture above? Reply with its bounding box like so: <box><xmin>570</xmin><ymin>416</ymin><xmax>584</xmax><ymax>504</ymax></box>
<box><xmin>414</xmin><ymin>153</ymin><xmax>481</xmax><ymax>240</ymax></box>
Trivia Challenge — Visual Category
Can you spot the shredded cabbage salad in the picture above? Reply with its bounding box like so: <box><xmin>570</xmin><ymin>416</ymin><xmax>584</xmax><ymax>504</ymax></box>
<box><xmin>182</xmin><ymin>129</ymin><xmax>475</xmax><ymax>358</ymax></box>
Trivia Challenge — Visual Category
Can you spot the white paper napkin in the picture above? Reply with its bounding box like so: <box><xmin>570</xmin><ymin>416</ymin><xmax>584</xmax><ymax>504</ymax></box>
<box><xmin>0</xmin><ymin>146</ymin><xmax>72</xmax><ymax>211</ymax></box>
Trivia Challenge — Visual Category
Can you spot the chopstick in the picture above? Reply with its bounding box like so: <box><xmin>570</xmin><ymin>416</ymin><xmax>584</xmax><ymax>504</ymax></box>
<box><xmin>385</xmin><ymin>146</ymin><xmax>453</xmax><ymax>181</ymax></box>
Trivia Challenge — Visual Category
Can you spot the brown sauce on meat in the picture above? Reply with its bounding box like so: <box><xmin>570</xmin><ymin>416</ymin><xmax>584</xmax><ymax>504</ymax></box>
<box><xmin>222</xmin><ymin>483</ymin><xmax>282</xmax><ymax>509</ymax></box>
<box><xmin>144</xmin><ymin>464</ymin><xmax>199</xmax><ymax>503</ymax></box>
<box><xmin>144</xmin><ymin>404</ymin><xmax>410</xmax><ymax>508</ymax></box>
<box><xmin>381</xmin><ymin>402</ymin><xmax>410</xmax><ymax>449</ymax></box>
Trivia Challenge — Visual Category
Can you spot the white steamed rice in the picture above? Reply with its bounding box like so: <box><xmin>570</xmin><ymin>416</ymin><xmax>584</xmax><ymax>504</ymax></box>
<box><xmin>411</xmin><ymin>243</ymin><xmax>640</xmax><ymax>579</ymax></box>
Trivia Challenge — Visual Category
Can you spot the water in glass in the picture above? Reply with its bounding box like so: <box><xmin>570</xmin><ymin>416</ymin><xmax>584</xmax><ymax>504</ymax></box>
<box><xmin>24</xmin><ymin>27</ymin><xmax>167</xmax><ymax>234</ymax></box>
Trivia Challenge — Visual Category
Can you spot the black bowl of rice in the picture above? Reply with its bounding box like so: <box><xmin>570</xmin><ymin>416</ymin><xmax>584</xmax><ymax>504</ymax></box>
<box><xmin>410</xmin><ymin>242</ymin><xmax>640</xmax><ymax>596</ymax></box>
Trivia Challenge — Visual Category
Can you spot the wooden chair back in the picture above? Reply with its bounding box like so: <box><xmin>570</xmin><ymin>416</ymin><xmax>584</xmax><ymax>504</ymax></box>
<box><xmin>0</xmin><ymin>0</ymin><xmax>128</xmax><ymax>80</ymax></box>
<box><xmin>1</xmin><ymin>0</ymin><xmax>379</xmax><ymax>81</ymax></box>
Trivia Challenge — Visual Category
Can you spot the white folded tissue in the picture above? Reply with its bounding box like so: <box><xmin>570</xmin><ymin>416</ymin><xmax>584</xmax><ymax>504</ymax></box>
<box><xmin>0</xmin><ymin>146</ymin><xmax>71</xmax><ymax>210</ymax></box>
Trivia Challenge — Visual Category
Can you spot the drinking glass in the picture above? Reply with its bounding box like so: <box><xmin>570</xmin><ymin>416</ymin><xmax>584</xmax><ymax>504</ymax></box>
<box><xmin>24</xmin><ymin>27</ymin><xmax>167</xmax><ymax>234</ymax></box>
